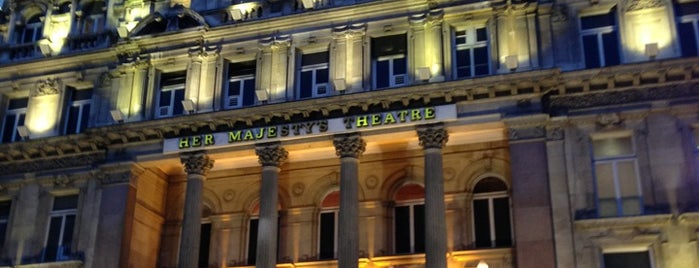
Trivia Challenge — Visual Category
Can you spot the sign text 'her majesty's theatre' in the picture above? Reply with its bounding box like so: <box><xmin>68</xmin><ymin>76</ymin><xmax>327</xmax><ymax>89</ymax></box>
<box><xmin>163</xmin><ymin>105</ymin><xmax>456</xmax><ymax>153</ymax></box>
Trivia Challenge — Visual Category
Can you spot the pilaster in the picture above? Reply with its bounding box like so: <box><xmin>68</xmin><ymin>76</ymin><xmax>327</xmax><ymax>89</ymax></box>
<box><xmin>259</xmin><ymin>36</ymin><xmax>291</xmax><ymax>103</ymax></box>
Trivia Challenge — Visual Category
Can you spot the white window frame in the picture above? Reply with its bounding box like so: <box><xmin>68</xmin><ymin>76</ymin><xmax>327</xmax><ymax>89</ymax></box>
<box><xmin>64</xmin><ymin>89</ymin><xmax>92</xmax><ymax>134</ymax></box>
<box><xmin>156</xmin><ymin>72</ymin><xmax>186</xmax><ymax>118</ymax></box>
<box><xmin>224</xmin><ymin>74</ymin><xmax>255</xmax><ymax>109</ymax></box>
<box><xmin>373</xmin><ymin>54</ymin><xmax>407</xmax><ymax>89</ymax></box>
<box><xmin>602</xmin><ymin>246</ymin><xmax>656</xmax><ymax>268</ymax></box>
<box><xmin>298</xmin><ymin>61</ymin><xmax>329</xmax><ymax>99</ymax></box>
<box><xmin>471</xmin><ymin>190</ymin><xmax>513</xmax><ymax>248</ymax></box>
<box><xmin>453</xmin><ymin>26</ymin><xmax>489</xmax><ymax>78</ymax></box>
<box><xmin>317</xmin><ymin>208</ymin><xmax>338</xmax><ymax>259</ymax></box>
<box><xmin>43</xmin><ymin>198</ymin><xmax>78</xmax><ymax>262</ymax></box>
<box><xmin>16</xmin><ymin>19</ymin><xmax>43</xmax><ymax>44</ymax></box>
<box><xmin>1</xmin><ymin>100</ymin><xmax>27</xmax><ymax>143</ymax></box>
<box><xmin>393</xmin><ymin>200</ymin><xmax>423</xmax><ymax>254</ymax></box>
<box><xmin>591</xmin><ymin>133</ymin><xmax>643</xmax><ymax>217</ymax></box>
<box><xmin>679</xmin><ymin>14</ymin><xmax>699</xmax><ymax>55</ymax></box>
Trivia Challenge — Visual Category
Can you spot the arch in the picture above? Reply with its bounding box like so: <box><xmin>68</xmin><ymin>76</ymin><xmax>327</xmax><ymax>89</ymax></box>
<box><xmin>394</xmin><ymin>183</ymin><xmax>425</xmax><ymax>202</ymax></box>
<box><xmin>319</xmin><ymin>189</ymin><xmax>340</xmax><ymax>208</ymax></box>
<box><xmin>18</xmin><ymin>4</ymin><xmax>46</xmax><ymax>23</ymax></box>
<box><xmin>129</xmin><ymin>13</ymin><xmax>167</xmax><ymax>37</ymax></box>
<box><xmin>473</xmin><ymin>176</ymin><xmax>509</xmax><ymax>193</ymax></box>
<box><xmin>468</xmin><ymin>173</ymin><xmax>511</xmax><ymax>194</ymax></box>
<box><xmin>128</xmin><ymin>7</ymin><xmax>207</xmax><ymax>38</ymax></box>
<box><xmin>379</xmin><ymin>165</ymin><xmax>424</xmax><ymax>202</ymax></box>
<box><xmin>455</xmin><ymin>157</ymin><xmax>511</xmax><ymax>193</ymax></box>
<box><xmin>306</xmin><ymin>171</ymin><xmax>340</xmax><ymax>206</ymax></box>
<box><xmin>202</xmin><ymin>187</ymin><xmax>222</xmax><ymax>214</ymax></box>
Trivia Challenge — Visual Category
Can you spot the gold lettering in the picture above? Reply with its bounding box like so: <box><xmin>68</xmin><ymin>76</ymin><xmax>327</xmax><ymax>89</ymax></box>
<box><xmin>229</xmin><ymin>131</ymin><xmax>242</xmax><ymax>142</ymax></box>
<box><xmin>356</xmin><ymin>116</ymin><xmax>369</xmax><ymax>127</ymax></box>
<box><xmin>268</xmin><ymin>126</ymin><xmax>277</xmax><ymax>138</ymax></box>
<box><xmin>255</xmin><ymin>128</ymin><xmax>265</xmax><ymax>139</ymax></box>
<box><xmin>398</xmin><ymin>111</ymin><xmax>409</xmax><ymax>122</ymax></box>
<box><xmin>411</xmin><ymin>109</ymin><xmax>422</xmax><ymax>121</ymax></box>
<box><xmin>244</xmin><ymin>130</ymin><xmax>255</xmax><ymax>140</ymax></box>
<box><xmin>192</xmin><ymin>136</ymin><xmax>202</xmax><ymax>147</ymax></box>
<box><xmin>204</xmin><ymin>134</ymin><xmax>215</xmax><ymax>145</ymax></box>
<box><xmin>424</xmin><ymin>107</ymin><xmax>436</xmax><ymax>119</ymax></box>
<box><xmin>383</xmin><ymin>112</ymin><xmax>396</xmax><ymax>124</ymax></box>
<box><xmin>179</xmin><ymin>137</ymin><xmax>190</xmax><ymax>149</ymax></box>
<box><xmin>371</xmin><ymin>114</ymin><xmax>382</xmax><ymax>125</ymax></box>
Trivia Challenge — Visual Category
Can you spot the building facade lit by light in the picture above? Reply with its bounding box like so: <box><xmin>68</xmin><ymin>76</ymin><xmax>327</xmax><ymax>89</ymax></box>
<box><xmin>0</xmin><ymin>0</ymin><xmax>697</xmax><ymax>268</ymax></box>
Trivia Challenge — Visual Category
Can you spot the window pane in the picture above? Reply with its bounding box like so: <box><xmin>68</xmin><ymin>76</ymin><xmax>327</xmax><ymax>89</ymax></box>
<box><xmin>247</xmin><ymin>219</ymin><xmax>258</xmax><ymax>265</ymax></box>
<box><xmin>230</xmin><ymin>61</ymin><xmax>256</xmax><ymax>76</ymax></box>
<box><xmin>617</xmin><ymin>160</ymin><xmax>639</xmax><ymax>198</ymax></box>
<box><xmin>394</xmin><ymin>206</ymin><xmax>411</xmax><ymax>253</ymax></box>
<box><xmin>583</xmin><ymin>35</ymin><xmax>601</xmax><ymax>68</ymax></box>
<box><xmin>80</xmin><ymin>104</ymin><xmax>91</xmax><ymax>133</ymax></box>
<box><xmin>456</xmin><ymin>49</ymin><xmax>471</xmax><ymax>78</ymax></box>
<box><xmin>0</xmin><ymin>201</ymin><xmax>10</xmax><ymax>220</ymax></box>
<box><xmin>679</xmin><ymin>22</ymin><xmax>698</xmax><ymax>57</ymax></box>
<box><xmin>603</xmin><ymin>252</ymin><xmax>652</xmax><ymax>268</ymax></box>
<box><xmin>0</xmin><ymin>222</ymin><xmax>7</xmax><ymax>250</ymax></box>
<box><xmin>376</xmin><ymin>60</ymin><xmax>390</xmax><ymax>89</ymax></box>
<box><xmin>493</xmin><ymin>197</ymin><xmax>512</xmax><ymax>247</ymax></box>
<box><xmin>316</xmin><ymin>68</ymin><xmax>329</xmax><ymax>84</ymax></box>
<box><xmin>62</xmin><ymin>214</ymin><xmax>76</xmax><ymax>256</ymax></box>
<box><xmin>2</xmin><ymin>115</ymin><xmax>16</xmax><ymax>143</ymax></box>
<box><xmin>581</xmin><ymin>11</ymin><xmax>615</xmax><ymax>29</ymax></box>
<box><xmin>66</xmin><ymin>106</ymin><xmax>80</xmax><ymax>135</ymax></box>
<box><xmin>299</xmin><ymin>71</ymin><xmax>313</xmax><ymax>99</ymax></box>
<box><xmin>53</xmin><ymin>196</ymin><xmax>78</xmax><ymax>210</ymax></box>
<box><xmin>372</xmin><ymin>34</ymin><xmax>407</xmax><ymax>58</ymax></box>
<box><xmin>229</xmin><ymin>81</ymin><xmax>241</xmax><ymax>97</ymax></box>
<box><xmin>8</xmin><ymin>98</ymin><xmax>28</xmax><ymax>109</ymax></box>
<box><xmin>242</xmin><ymin>79</ymin><xmax>256</xmax><ymax>106</ymax></box>
<box><xmin>302</xmin><ymin>51</ymin><xmax>329</xmax><ymax>66</ymax></box>
<box><xmin>319</xmin><ymin>212</ymin><xmax>335</xmax><ymax>259</ymax></box>
<box><xmin>173</xmin><ymin>89</ymin><xmax>185</xmax><ymax>115</ymax></box>
<box><xmin>73</xmin><ymin>89</ymin><xmax>93</xmax><ymax>101</ymax></box>
<box><xmin>44</xmin><ymin>217</ymin><xmax>63</xmax><ymax>261</ymax></box>
<box><xmin>199</xmin><ymin>223</ymin><xmax>211</xmax><ymax>267</ymax></box>
<box><xmin>473</xmin><ymin>177</ymin><xmax>507</xmax><ymax>193</ymax></box>
<box><xmin>593</xmin><ymin>136</ymin><xmax>633</xmax><ymax>158</ymax></box>
<box><xmin>473</xmin><ymin>199</ymin><xmax>491</xmax><ymax>248</ymax></box>
<box><xmin>413</xmin><ymin>204</ymin><xmax>425</xmax><ymax>253</ymax></box>
<box><xmin>393</xmin><ymin>57</ymin><xmax>407</xmax><ymax>75</ymax></box>
<box><xmin>602</xmin><ymin>32</ymin><xmax>620</xmax><ymax>66</ymax></box>
<box><xmin>595</xmin><ymin>163</ymin><xmax>615</xmax><ymax>199</ymax></box>
<box><xmin>455</xmin><ymin>31</ymin><xmax>466</xmax><ymax>45</ymax></box>
<box><xmin>159</xmin><ymin>91</ymin><xmax>172</xmax><ymax>107</ymax></box>
<box><xmin>476</xmin><ymin>28</ymin><xmax>487</xmax><ymax>42</ymax></box>
<box><xmin>676</xmin><ymin>1</ymin><xmax>699</xmax><ymax>16</ymax></box>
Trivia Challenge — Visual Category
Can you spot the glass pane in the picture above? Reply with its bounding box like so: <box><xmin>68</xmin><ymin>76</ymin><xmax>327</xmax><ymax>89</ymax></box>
<box><xmin>2</xmin><ymin>115</ymin><xmax>16</xmax><ymax>143</ymax></box>
<box><xmin>199</xmin><ymin>223</ymin><xmax>212</xmax><ymax>267</ymax></box>
<box><xmin>602</xmin><ymin>32</ymin><xmax>620</xmax><ymax>66</ymax></box>
<box><xmin>376</xmin><ymin>60</ymin><xmax>390</xmax><ymax>89</ymax></box>
<box><xmin>66</xmin><ymin>106</ymin><xmax>80</xmax><ymax>135</ymax></box>
<box><xmin>493</xmin><ymin>197</ymin><xmax>512</xmax><ymax>247</ymax></box>
<box><xmin>0</xmin><ymin>222</ymin><xmax>7</xmax><ymax>249</ymax></box>
<box><xmin>676</xmin><ymin>1</ymin><xmax>699</xmax><ymax>16</ymax></box>
<box><xmin>243</xmin><ymin>79</ymin><xmax>256</xmax><ymax>106</ymax></box>
<box><xmin>679</xmin><ymin>22</ymin><xmax>698</xmax><ymax>57</ymax></box>
<box><xmin>173</xmin><ymin>89</ymin><xmax>185</xmax><ymax>115</ymax></box>
<box><xmin>617</xmin><ymin>160</ymin><xmax>639</xmax><ymax>198</ymax></box>
<box><xmin>476</xmin><ymin>28</ymin><xmax>487</xmax><ymax>42</ymax></box>
<box><xmin>299</xmin><ymin>71</ymin><xmax>313</xmax><ymax>99</ymax></box>
<box><xmin>302</xmin><ymin>51</ymin><xmax>329</xmax><ymax>66</ymax></box>
<box><xmin>455</xmin><ymin>30</ymin><xmax>466</xmax><ymax>45</ymax></box>
<box><xmin>15</xmin><ymin>114</ymin><xmax>25</xmax><ymax>142</ymax></box>
<box><xmin>73</xmin><ymin>89</ymin><xmax>93</xmax><ymax>101</ymax></box>
<box><xmin>456</xmin><ymin>49</ymin><xmax>471</xmax><ymax>78</ymax></box>
<box><xmin>473</xmin><ymin>199</ymin><xmax>491</xmax><ymax>248</ymax></box>
<box><xmin>80</xmin><ymin>104</ymin><xmax>91</xmax><ymax>133</ymax></box>
<box><xmin>593</xmin><ymin>136</ymin><xmax>633</xmax><ymax>158</ymax></box>
<box><xmin>413</xmin><ymin>204</ymin><xmax>425</xmax><ymax>253</ymax></box>
<box><xmin>8</xmin><ymin>98</ymin><xmax>28</xmax><ymax>109</ymax></box>
<box><xmin>247</xmin><ymin>219</ymin><xmax>258</xmax><ymax>265</ymax></box>
<box><xmin>230</xmin><ymin>60</ymin><xmax>256</xmax><ymax>76</ymax></box>
<box><xmin>53</xmin><ymin>196</ymin><xmax>78</xmax><ymax>210</ymax></box>
<box><xmin>319</xmin><ymin>212</ymin><xmax>335</xmax><ymax>259</ymax></box>
<box><xmin>595</xmin><ymin>163</ymin><xmax>615</xmax><ymax>199</ymax></box>
<box><xmin>229</xmin><ymin>81</ymin><xmax>241</xmax><ymax>96</ymax></box>
<box><xmin>0</xmin><ymin>201</ymin><xmax>10</xmax><ymax>219</ymax></box>
<box><xmin>44</xmin><ymin>216</ymin><xmax>63</xmax><ymax>261</ymax></box>
<box><xmin>583</xmin><ymin>35</ymin><xmax>601</xmax><ymax>68</ymax></box>
<box><xmin>474</xmin><ymin>47</ymin><xmax>489</xmax><ymax>65</ymax></box>
<box><xmin>581</xmin><ymin>10</ymin><xmax>615</xmax><ymax>30</ymax></box>
<box><xmin>372</xmin><ymin>34</ymin><xmax>407</xmax><ymax>58</ymax></box>
<box><xmin>473</xmin><ymin>177</ymin><xmax>507</xmax><ymax>193</ymax></box>
<box><xmin>62</xmin><ymin>214</ymin><xmax>76</xmax><ymax>256</ymax></box>
<box><xmin>603</xmin><ymin>252</ymin><xmax>652</xmax><ymax>268</ymax></box>
<box><xmin>394</xmin><ymin>206</ymin><xmax>411</xmax><ymax>253</ymax></box>
<box><xmin>316</xmin><ymin>68</ymin><xmax>329</xmax><ymax>83</ymax></box>
<box><xmin>159</xmin><ymin>91</ymin><xmax>172</xmax><ymax>107</ymax></box>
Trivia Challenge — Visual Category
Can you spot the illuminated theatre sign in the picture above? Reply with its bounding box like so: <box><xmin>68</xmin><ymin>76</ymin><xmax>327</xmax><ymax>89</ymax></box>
<box><xmin>163</xmin><ymin>104</ymin><xmax>457</xmax><ymax>153</ymax></box>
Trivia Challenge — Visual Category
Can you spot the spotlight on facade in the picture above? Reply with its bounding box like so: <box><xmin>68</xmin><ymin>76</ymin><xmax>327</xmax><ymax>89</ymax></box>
<box><xmin>110</xmin><ymin>110</ymin><xmax>125</xmax><ymax>123</ymax></box>
<box><xmin>229</xmin><ymin>8</ymin><xmax>243</xmax><ymax>21</ymax></box>
<box><xmin>505</xmin><ymin>55</ymin><xmax>518</xmax><ymax>71</ymax></box>
<box><xmin>476</xmin><ymin>260</ymin><xmax>489</xmax><ymax>268</ymax></box>
<box><xmin>416</xmin><ymin>67</ymin><xmax>431</xmax><ymax>81</ymax></box>
<box><xmin>255</xmin><ymin>89</ymin><xmax>269</xmax><ymax>102</ymax></box>
<box><xmin>645</xmin><ymin>42</ymin><xmax>659</xmax><ymax>59</ymax></box>
<box><xmin>301</xmin><ymin>0</ymin><xmax>315</xmax><ymax>9</ymax></box>
<box><xmin>181</xmin><ymin>99</ymin><xmax>196</xmax><ymax>114</ymax></box>
<box><xmin>333</xmin><ymin>78</ymin><xmax>346</xmax><ymax>92</ymax></box>
<box><xmin>17</xmin><ymin>126</ymin><xmax>30</xmax><ymax>140</ymax></box>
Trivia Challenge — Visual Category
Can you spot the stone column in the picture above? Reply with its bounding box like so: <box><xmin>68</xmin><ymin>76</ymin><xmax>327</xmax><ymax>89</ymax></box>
<box><xmin>178</xmin><ymin>152</ymin><xmax>215</xmax><ymax>268</ymax></box>
<box><xmin>255</xmin><ymin>143</ymin><xmax>288</xmax><ymax>268</ymax></box>
<box><xmin>258</xmin><ymin>36</ymin><xmax>291</xmax><ymax>103</ymax></box>
<box><xmin>417</xmin><ymin>124</ymin><xmax>448</xmax><ymax>268</ymax></box>
<box><xmin>333</xmin><ymin>133</ymin><xmax>366</xmax><ymax>268</ymax></box>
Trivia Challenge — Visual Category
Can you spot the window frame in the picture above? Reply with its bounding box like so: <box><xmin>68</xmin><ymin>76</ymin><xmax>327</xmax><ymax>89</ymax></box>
<box><xmin>676</xmin><ymin>1</ymin><xmax>699</xmax><ymax>57</ymax></box>
<box><xmin>471</xmin><ymin>188</ymin><xmax>513</xmax><ymax>248</ymax></box>
<box><xmin>373</xmin><ymin>54</ymin><xmax>407</xmax><ymax>89</ymax></box>
<box><xmin>0</xmin><ymin>200</ymin><xmax>11</xmax><ymax>252</ymax></box>
<box><xmin>393</xmin><ymin>199</ymin><xmax>425</xmax><ymax>254</ymax></box>
<box><xmin>297</xmin><ymin>50</ymin><xmax>330</xmax><ymax>99</ymax></box>
<box><xmin>224</xmin><ymin>60</ymin><xmax>257</xmax><ymax>109</ymax></box>
<box><xmin>15</xmin><ymin>15</ymin><xmax>44</xmax><ymax>44</ymax></box>
<box><xmin>317</xmin><ymin>208</ymin><xmax>338</xmax><ymax>260</ymax></box>
<box><xmin>1</xmin><ymin>97</ymin><xmax>28</xmax><ymax>143</ymax></box>
<box><xmin>155</xmin><ymin>71</ymin><xmax>186</xmax><ymax>118</ymax></box>
<box><xmin>245</xmin><ymin>216</ymin><xmax>259</xmax><ymax>266</ymax></box>
<box><xmin>579</xmin><ymin>7</ymin><xmax>621</xmax><ymax>68</ymax></box>
<box><xmin>42</xmin><ymin>195</ymin><xmax>78</xmax><ymax>262</ymax></box>
<box><xmin>370</xmin><ymin>33</ymin><xmax>408</xmax><ymax>90</ymax></box>
<box><xmin>452</xmin><ymin>25</ymin><xmax>490</xmax><ymax>79</ymax></box>
<box><xmin>64</xmin><ymin>88</ymin><xmax>92</xmax><ymax>135</ymax></box>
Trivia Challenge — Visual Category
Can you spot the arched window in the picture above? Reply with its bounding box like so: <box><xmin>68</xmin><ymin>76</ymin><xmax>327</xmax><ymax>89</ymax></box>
<box><xmin>198</xmin><ymin>206</ymin><xmax>212</xmax><ymax>268</ymax></box>
<box><xmin>78</xmin><ymin>1</ymin><xmax>106</xmax><ymax>34</ymax></box>
<box><xmin>15</xmin><ymin>14</ymin><xmax>43</xmax><ymax>44</ymax></box>
<box><xmin>318</xmin><ymin>190</ymin><xmax>339</xmax><ymax>260</ymax></box>
<box><xmin>393</xmin><ymin>183</ymin><xmax>424</xmax><ymax>254</ymax></box>
<box><xmin>472</xmin><ymin>177</ymin><xmax>512</xmax><ymax>248</ymax></box>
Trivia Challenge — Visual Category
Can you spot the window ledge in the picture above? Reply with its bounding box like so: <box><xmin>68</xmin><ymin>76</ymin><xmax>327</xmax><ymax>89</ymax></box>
<box><xmin>574</xmin><ymin>214</ymin><xmax>672</xmax><ymax>230</ymax></box>
<box><xmin>0</xmin><ymin>260</ymin><xmax>83</xmax><ymax>268</ymax></box>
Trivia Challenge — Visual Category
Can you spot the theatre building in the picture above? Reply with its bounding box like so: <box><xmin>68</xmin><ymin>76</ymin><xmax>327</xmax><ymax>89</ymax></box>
<box><xmin>0</xmin><ymin>0</ymin><xmax>698</xmax><ymax>267</ymax></box>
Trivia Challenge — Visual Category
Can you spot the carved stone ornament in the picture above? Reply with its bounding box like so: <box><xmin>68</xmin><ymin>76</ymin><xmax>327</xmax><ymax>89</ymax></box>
<box><xmin>596</xmin><ymin>113</ymin><xmax>624</xmax><ymax>129</ymax></box>
<box><xmin>259</xmin><ymin>34</ymin><xmax>291</xmax><ymax>49</ymax></box>
<box><xmin>255</xmin><ymin>143</ymin><xmax>288</xmax><ymax>167</ymax></box>
<box><xmin>365</xmin><ymin>175</ymin><xmax>379</xmax><ymax>189</ymax></box>
<box><xmin>332</xmin><ymin>23</ymin><xmax>366</xmax><ymax>38</ymax></box>
<box><xmin>546</xmin><ymin>126</ymin><xmax>565</xmax><ymax>141</ymax></box>
<box><xmin>54</xmin><ymin>174</ymin><xmax>73</xmax><ymax>188</ymax></box>
<box><xmin>292</xmin><ymin>182</ymin><xmax>305</xmax><ymax>196</ymax></box>
<box><xmin>98</xmin><ymin>72</ymin><xmax>113</xmax><ymax>88</ymax></box>
<box><xmin>223</xmin><ymin>189</ymin><xmax>236</xmax><ymax>202</ymax></box>
<box><xmin>333</xmin><ymin>133</ymin><xmax>366</xmax><ymax>158</ymax></box>
<box><xmin>33</xmin><ymin>78</ymin><xmax>61</xmax><ymax>97</ymax></box>
<box><xmin>625</xmin><ymin>0</ymin><xmax>666</xmax><ymax>12</ymax></box>
<box><xmin>417</xmin><ymin>124</ymin><xmax>449</xmax><ymax>149</ymax></box>
<box><xmin>551</xmin><ymin>4</ymin><xmax>569</xmax><ymax>22</ymax></box>
<box><xmin>509</xmin><ymin>126</ymin><xmax>546</xmax><ymax>141</ymax></box>
<box><xmin>180</xmin><ymin>152</ymin><xmax>215</xmax><ymax>176</ymax></box>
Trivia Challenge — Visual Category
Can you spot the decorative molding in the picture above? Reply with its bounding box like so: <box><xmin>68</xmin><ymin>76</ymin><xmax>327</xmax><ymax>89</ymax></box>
<box><xmin>0</xmin><ymin>152</ymin><xmax>105</xmax><ymax>175</ymax></box>
<box><xmin>333</xmin><ymin>133</ymin><xmax>366</xmax><ymax>158</ymax></box>
<box><xmin>180</xmin><ymin>151</ymin><xmax>215</xmax><ymax>176</ymax></box>
<box><xmin>417</xmin><ymin>123</ymin><xmax>448</xmax><ymax>149</ymax></box>
<box><xmin>259</xmin><ymin>34</ymin><xmax>291</xmax><ymax>49</ymax></box>
<box><xmin>222</xmin><ymin>189</ymin><xmax>236</xmax><ymax>202</ymax></box>
<box><xmin>574</xmin><ymin>214</ymin><xmax>672</xmax><ymax>230</ymax></box>
<box><xmin>625</xmin><ymin>0</ymin><xmax>666</xmax><ymax>12</ymax></box>
<box><xmin>33</xmin><ymin>78</ymin><xmax>61</xmax><ymax>96</ymax></box>
<box><xmin>551</xmin><ymin>4</ymin><xmax>568</xmax><ymax>22</ymax></box>
<box><xmin>332</xmin><ymin>23</ymin><xmax>366</xmax><ymax>38</ymax></box>
<box><xmin>509</xmin><ymin>125</ymin><xmax>546</xmax><ymax>141</ymax></box>
<box><xmin>596</xmin><ymin>113</ymin><xmax>624</xmax><ymax>129</ymax></box>
<box><xmin>292</xmin><ymin>182</ymin><xmax>305</xmax><ymax>196</ymax></box>
<box><xmin>546</xmin><ymin>126</ymin><xmax>565</xmax><ymax>140</ymax></box>
<box><xmin>255</xmin><ymin>143</ymin><xmax>288</xmax><ymax>167</ymax></box>
<box><xmin>365</xmin><ymin>175</ymin><xmax>378</xmax><ymax>189</ymax></box>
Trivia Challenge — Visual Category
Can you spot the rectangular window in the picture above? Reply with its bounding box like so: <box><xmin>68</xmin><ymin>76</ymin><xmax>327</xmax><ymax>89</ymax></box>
<box><xmin>43</xmin><ymin>195</ymin><xmax>78</xmax><ymax>262</ymax></box>
<box><xmin>64</xmin><ymin>87</ymin><xmax>92</xmax><ymax>135</ymax></box>
<box><xmin>592</xmin><ymin>134</ymin><xmax>642</xmax><ymax>217</ymax></box>
<box><xmin>298</xmin><ymin>51</ymin><xmax>330</xmax><ymax>99</ymax></box>
<box><xmin>318</xmin><ymin>210</ymin><xmax>337</xmax><ymax>259</ymax></box>
<box><xmin>198</xmin><ymin>222</ymin><xmax>211</xmax><ymax>268</ymax></box>
<box><xmin>676</xmin><ymin>1</ymin><xmax>699</xmax><ymax>57</ymax></box>
<box><xmin>15</xmin><ymin>18</ymin><xmax>43</xmax><ymax>44</ymax></box>
<box><xmin>81</xmin><ymin>14</ymin><xmax>105</xmax><ymax>34</ymax></box>
<box><xmin>2</xmin><ymin>97</ymin><xmax>28</xmax><ymax>143</ymax></box>
<box><xmin>225</xmin><ymin>61</ymin><xmax>256</xmax><ymax>109</ymax></box>
<box><xmin>603</xmin><ymin>251</ymin><xmax>652</xmax><ymax>268</ymax></box>
<box><xmin>157</xmin><ymin>71</ymin><xmax>186</xmax><ymax>118</ymax></box>
<box><xmin>394</xmin><ymin>203</ymin><xmax>424</xmax><ymax>254</ymax></box>
<box><xmin>580</xmin><ymin>8</ymin><xmax>621</xmax><ymax>68</ymax></box>
<box><xmin>454</xmin><ymin>27</ymin><xmax>490</xmax><ymax>78</ymax></box>
<box><xmin>372</xmin><ymin>34</ymin><xmax>407</xmax><ymax>89</ymax></box>
<box><xmin>473</xmin><ymin>196</ymin><xmax>512</xmax><ymax>248</ymax></box>
<box><xmin>246</xmin><ymin>218</ymin><xmax>258</xmax><ymax>266</ymax></box>
<box><xmin>0</xmin><ymin>200</ymin><xmax>11</xmax><ymax>251</ymax></box>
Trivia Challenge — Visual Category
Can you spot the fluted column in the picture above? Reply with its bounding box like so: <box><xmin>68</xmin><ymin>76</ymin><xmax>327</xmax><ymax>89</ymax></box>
<box><xmin>255</xmin><ymin>143</ymin><xmax>288</xmax><ymax>268</ymax></box>
<box><xmin>179</xmin><ymin>152</ymin><xmax>215</xmax><ymax>268</ymax></box>
<box><xmin>417</xmin><ymin>124</ymin><xmax>448</xmax><ymax>268</ymax></box>
<box><xmin>333</xmin><ymin>133</ymin><xmax>366</xmax><ymax>268</ymax></box>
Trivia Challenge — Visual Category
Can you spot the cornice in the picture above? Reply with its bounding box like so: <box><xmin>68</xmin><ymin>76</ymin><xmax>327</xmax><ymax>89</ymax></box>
<box><xmin>574</xmin><ymin>214</ymin><xmax>673</xmax><ymax>230</ymax></box>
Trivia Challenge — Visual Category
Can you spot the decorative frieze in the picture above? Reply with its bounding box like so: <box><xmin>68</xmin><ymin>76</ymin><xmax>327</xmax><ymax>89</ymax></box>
<box><xmin>180</xmin><ymin>151</ymin><xmax>215</xmax><ymax>176</ymax></box>
<box><xmin>33</xmin><ymin>78</ymin><xmax>62</xmax><ymax>97</ymax></box>
<box><xmin>417</xmin><ymin>124</ymin><xmax>448</xmax><ymax>149</ymax></box>
<box><xmin>0</xmin><ymin>152</ymin><xmax>106</xmax><ymax>175</ymax></box>
<box><xmin>332</xmin><ymin>23</ymin><xmax>366</xmax><ymax>38</ymax></box>
<box><xmin>625</xmin><ymin>0</ymin><xmax>666</xmax><ymax>12</ymax></box>
<box><xmin>333</xmin><ymin>133</ymin><xmax>366</xmax><ymax>158</ymax></box>
<box><xmin>255</xmin><ymin>143</ymin><xmax>288</xmax><ymax>167</ymax></box>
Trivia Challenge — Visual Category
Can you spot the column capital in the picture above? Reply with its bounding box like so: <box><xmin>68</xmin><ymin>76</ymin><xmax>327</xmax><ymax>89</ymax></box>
<box><xmin>417</xmin><ymin>124</ymin><xmax>449</xmax><ymax>149</ymax></box>
<box><xmin>180</xmin><ymin>151</ymin><xmax>215</xmax><ymax>176</ymax></box>
<box><xmin>256</xmin><ymin>143</ymin><xmax>288</xmax><ymax>167</ymax></box>
<box><xmin>333</xmin><ymin>133</ymin><xmax>366</xmax><ymax>158</ymax></box>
